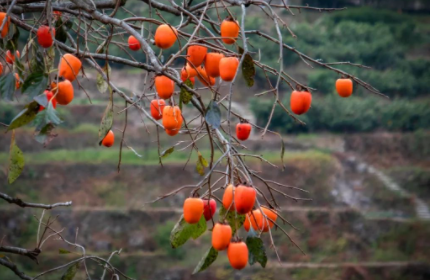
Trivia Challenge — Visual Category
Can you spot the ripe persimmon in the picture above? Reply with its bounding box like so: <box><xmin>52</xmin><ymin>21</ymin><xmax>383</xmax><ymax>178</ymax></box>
<box><xmin>234</xmin><ymin>184</ymin><xmax>256</xmax><ymax>214</ymax></box>
<box><xmin>187</xmin><ymin>45</ymin><xmax>207</xmax><ymax>67</ymax></box>
<box><xmin>181</xmin><ymin>67</ymin><xmax>195</xmax><ymax>85</ymax></box>
<box><xmin>202</xmin><ymin>199</ymin><xmax>216</xmax><ymax>221</ymax></box>
<box><xmin>150</xmin><ymin>99</ymin><xmax>166</xmax><ymax>120</ymax></box>
<box><xmin>222</xmin><ymin>184</ymin><xmax>235</xmax><ymax>211</ymax></box>
<box><xmin>236</xmin><ymin>121</ymin><xmax>251</xmax><ymax>141</ymax></box>
<box><xmin>128</xmin><ymin>35</ymin><xmax>141</xmax><ymax>51</ymax></box>
<box><xmin>336</xmin><ymin>78</ymin><xmax>353</xmax><ymax>98</ymax></box>
<box><xmin>290</xmin><ymin>90</ymin><xmax>312</xmax><ymax>115</ymax></box>
<box><xmin>155</xmin><ymin>75</ymin><xmax>175</xmax><ymax>99</ymax></box>
<box><xmin>227</xmin><ymin>241</ymin><xmax>248</xmax><ymax>270</ymax></box>
<box><xmin>221</xmin><ymin>18</ymin><xmax>240</xmax><ymax>45</ymax></box>
<box><xmin>6</xmin><ymin>50</ymin><xmax>19</xmax><ymax>64</ymax></box>
<box><xmin>205</xmin><ymin>52</ymin><xmax>224</xmax><ymax>77</ymax></box>
<box><xmin>51</xmin><ymin>79</ymin><xmax>74</xmax><ymax>105</ymax></box>
<box><xmin>165</xmin><ymin>128</ymin><xmax>179</xmax><ymax>136</ymax></box>
<box><xmin>219</xmin><ymin>57</ymin><xmax>239</xmax><ymax>82</ymax></box>
<box><xmin>183</xmin><ymin>197</ymin><xmax>204</xmax><ymax>224</ymax></box>
<box><xmin>38</xmin><ymin>90</ymin><xmax>57</xmax><ymax>111</ymax></box>
<box><xmin>243</xmin><ymin>210</ymin><xmax>263</xmax><ymax>232</ymax></box>
<box><xmin>0</xmin><ymin>12</ymin><xmax>10</xmax><ymax>38</ymax></box>
<box><xmin>102</xmin><ymin>130</ymin><xmax>115</xmax><ymax>147</ymax></box>
<box><xmin>212</xmin><ymin>223</ymin><xmax>232</xmax><ymax>251</ymax></box>
<box><xmin>14</xmin><ymin>73</ymin><xmax>20</xmax><ymax>89</ymax></box>
<box><xmin>58</xmin><ymin>54</ymin><xmax>82</xmax><ymax>82</ymax></box>
<box><xmin>261</xmin><ymin>206</ymin><xmax>277</xmax><ymax>232</ymax></box>
<box><xmin>162</xmin><ymin>106</ymin><xmax>182</xmax><ymax>130</ymax></box>
<box><xmin>37</xmin><ymin>25</ymin><xmax>56</xmax><ymax>48</ymax></box>
<box><xmin>0</xmin><ymin>61</ymin><xmax>3</xmax><ymax>75</ymax></box>
<box><xmin>154</xmin><ymin>24</ymin><xmax>177</xmax><ymax>49</ymax></box>
<box><xmin>196</xmin><ymin>66</ymin><xmax>215</xmax><ymax>87</ymax></box>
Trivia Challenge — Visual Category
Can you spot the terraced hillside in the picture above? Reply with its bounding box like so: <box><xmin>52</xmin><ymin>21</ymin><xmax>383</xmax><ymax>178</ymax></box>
<box><xmin>1</xmin><ymin>102</ymin><xmax>430</xmax><ymax>280</ymax></box>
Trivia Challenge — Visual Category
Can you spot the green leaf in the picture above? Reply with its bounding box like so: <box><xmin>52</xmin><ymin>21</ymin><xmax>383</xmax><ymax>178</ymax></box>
<box><xmin>170</xmin><ymin>215</ymin><xmax>207</xmax><ymax>248</ymax></box>
<box><xmin>30</xmin><ymin>43</ymin><xmax>45</xmax><ymax>74</ymax></box>
<box><xmin>205</xmin><ymin>100</ymin><xmax>221</xmax><ymax>129</ymax></box>
<box><xmin>59</xmin><ymin>248</ymin><xmax>71</xmax><ymax>254</ymax></box>
<box><xmin>179</xmin><ymin>79</ymin><xmax>193</xmax><ymax>109</ymax></box>
<box><xmin>0</xmin><ymin>73</ymin><xmax>17</xmax><ymax>101</ymax></box>
<box><xmin>5</xmin><ymin>25</ymin><xmax>18</xmax><ymax>51</ymax></box>
<box><xmin>192</xmin><ymin>247</ymin><xmax>218</xmax><ymax>274</ymax></box>
<box><xmin>98</xmin><ymin>97</ymin><xmax>113</xmax><ymax>145</ymax></box>
<box><xmin>55</xmin><ymin>18</ymin><xmax>68</xmax><ymax>43</ymax></box>
<box><xmin>246</xmin><ymin>237</ymin><xmax>267</xmax><ymax>268</ymax></box>
<box><xmin>46</xmin><ymin>46</ymin><xmax>56</xmax><ymax>72</ymax></box>
<box><xmin>8</xmin><ymin>132</ymin><xmax>24</xmax><ymax>184</ymax></box>
<box><xmin>96</xmin><ymin>63</ymin><xmax>111</xmax><ymax>94</ymax></box>
<box><xmin>45</xmin><ymin>102</ymin><xmax>62</xmax><ymax>125</ymax></box>
<box><xmin>34</xmin><ymin>123</ymin><xmax>57</xmax><ymax>146</ymax></box>
<box><xmin>34</xmin><ymin>93</ymin><xmax>48</xmax><ymax>108</ymax></box>
<box><xmin>8</xmin><ymin>101</ymin><xmax>40</xmax><ymax>131</ymax></box>
<box><xmin>243</xmin><ymin>57</ymin><xmax>255</xmax><ymax>87</ymax></box>
<box><xmin>219</xmin><ymin>206</ymin><xmax>245</xmax><ymax>234</ymax></box>
<box><xmin>196</xmin><ymin>151</ymin><xmax>208</xmax><ymax>176</ymax></box>
<box><xmin>160</xmin><ymin>146</ymin><xmax>175</xmax><ymax>159</ymax></box>
<box><xmin>61</xmin><ymin>261</ymin><xmax>80</xmax><ymax>280</ymax></box>
<box><xmin>238</xmin><ymin>46</ymin><xmax>256</xmax><ymax>87</ymax></box>
<box><xmin>22</xmin><ymin>73</ymin><xmax>48</xmax><ymax>98</ymax></box>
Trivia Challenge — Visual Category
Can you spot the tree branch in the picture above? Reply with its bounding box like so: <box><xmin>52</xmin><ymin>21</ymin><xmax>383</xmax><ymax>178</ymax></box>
<box><xmin>0</xmin><ymin>192</ymin><xmax>72</xmax><ymax>209</ymax></box>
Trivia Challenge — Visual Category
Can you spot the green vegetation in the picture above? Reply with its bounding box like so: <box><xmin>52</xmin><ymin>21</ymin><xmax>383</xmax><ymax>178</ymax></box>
<box><xmin>246</xmin><ymin>7</ymin><xmax>430</xmax><ymax>98</ymax></box>
<box><xmin>0</xmin><ymin>148</ymin><xmax>333</xmax><ymax>166</ymax></box>
<box><xmin>251</xmin><ymin>96</ymin><xmax>430</xmax><ymax>133</ymax></box>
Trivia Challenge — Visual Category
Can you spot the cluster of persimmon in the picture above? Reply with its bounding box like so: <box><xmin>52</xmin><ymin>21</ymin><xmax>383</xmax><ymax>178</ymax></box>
<box><xmin>182</xmin><ymin>183</ymin><xmax>277</xmax><ymax>270</ymax></box>
<box><xmin>0</xmin><ymin>13</ymin><xmax>83</xmax><ymax>131</ymax></box>
<box><xmin>126</xmin><ymin>18</ymin><xmax>249</xmax><ymax>139</ymax></box>
<box><xmin>290</xmin><ymin>78</ymin><xmax>354</xmax><ymax>116</ymax></box>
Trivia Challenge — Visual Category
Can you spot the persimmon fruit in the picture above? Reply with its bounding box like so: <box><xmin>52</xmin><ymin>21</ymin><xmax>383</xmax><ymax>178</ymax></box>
<box><xmin>234</xmin><ymin>184</ymin><xmax>256</xmax><ymax>214</ymax></box>
<box><xmin>221</xmin><ymin>18</ymin><xmax>240</xmax><ymax>45</ymax></box>
<box><xmin>222</xmin><ymin>184</ymin><xmax>235</xmax><ymax>211</ymax></box>
<box><xmin>243</xmin><ymin>209</ymin><xmax>263</xmax><ymax>231</ymax></box>
<box><xmin>187</xmin><ymin>45</ymin><xmax>207</xmax><ymax>67</ymax></box>
<box><xmin>150</xmin><ymin>99</ymin><xmax>166</xmax><ymax>120</ymax></box>
<box><xmin>181</xmin><ymin>67</ymin><xmax>195</xmax><ymax>85</ymax></box>
<box><xmin>102</xmin><ymin>130</ymin><xmax>115</xmax><ymax>147</ymax></box>
<box><xmin>183</xmin><ymin>198</ymin><xmax>204</xmax><ymax>224</ymax></box>
<box><xmin>261</xmin><ymin>206</ymin><xmax>277</xmax><ymax>232</ymax></box>
<box><xmin>154</xmin><ymin>24</ymin><xmax>177</xmax><ymax>49</ymax></box>
<box><xmin>227</xmin><ymin>241</ymin><xmax>248</xmax><ymax>270</ymax></box>
<box><xmin>202</xmin><ymin>199</ymin><xmax>216</xmax><ymax>221</ymax></box>
<box><xmin>219</xmin><ymin>57</ymin><xmax>239</xmax><ymax>82</ymax></box>
<box><xmin>290</xmin><ymin>90</ymin><xmax>312</xmax><ymax>115</ymax></box>
<box><xmin>59</xmin><ymin>54</ymin><xmax>82</xmax><ymax>82</ymax></box>
<box><xmin>162</xmin><ymin>106</ymin><xmax>182</xmax><ymax>130</ymax></box>
<box><xmin>212</xmin><ymin>223</ymin><xmax>232</xmax><ymax>251</ymax></box>
<box><xmin>205</xmin><ymin>52</ymin><xmax>224</xmax><ymax>77</ymax></box>
<box><xmin>196</xmin><ymin>66</ymin><xmax>215</xmax><ymax>87</ymax></box>
<box><xmin>336</xmin><ymin>78</ymin><xmax>353</xmax><ymax>98</ymax></box>
<box><xmin>14</xmin><ymin>73</ymin><xmax>20</xmax><ymax>89</ymax></box>
<box><xmin>38</xmin><ymin>90</ymin><xmax>57</xmax><ymax>111</ymax></box>
<box><xmin>6</xmin><ymin>50</ymin><xmax>19</xmax><ymax>64</ymax></box>
<box><xmin>236</xmin><ymin>121</ymin><xmax>251</xmax><ymax>141</ymax></box>
<box><xmin>0</xmin><ymin>12</ymin><xmax>10</xmax><ymax>38</ymax></box>
<box><xmin>37</xmin><ymin>25</ymin><xmax>56</xmax><ymax>48</ymax></box>
<box><xmin>51</xmin><ymin>79</ymin><xmax>74</xmax><ymax>105</ymax></box>
<box><xmin>128</xmin><ymin>35</ymin><xmax>141</xmax><ymax>51</ymax></box>
<box><xmin>155</xmin><ymin>75</ymin><xmax>175</xmax><ymax>99</ymax></box>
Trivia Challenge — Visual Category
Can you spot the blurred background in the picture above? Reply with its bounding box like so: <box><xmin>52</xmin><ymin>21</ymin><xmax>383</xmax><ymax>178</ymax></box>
<box><xmin>1</xmin><ymin>0</ymin><xmax>430</xmax><ymax>279</ymax></box>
